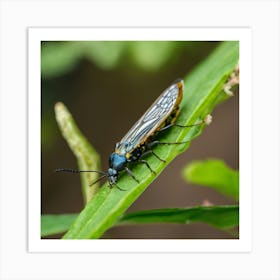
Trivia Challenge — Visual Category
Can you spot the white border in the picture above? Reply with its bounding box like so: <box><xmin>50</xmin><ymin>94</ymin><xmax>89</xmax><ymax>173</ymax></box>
<box><xmin>28</xmin><ymin>27</ymin><xmax>251</xmax><ymax>253</ymax></box>
<box><xmin>1</xmin><ymin>1</ymin><xmax>279</xmax><ymax>279</ymax></box>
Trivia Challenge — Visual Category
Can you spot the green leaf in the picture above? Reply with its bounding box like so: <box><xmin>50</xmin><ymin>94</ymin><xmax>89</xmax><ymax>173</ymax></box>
<box><xmin>61</xmin><ymin>41</ymin><xmax>239</xmax><ymax>239</ymax></box>
<box><xmin>182</xmin><ymin>159</ymin><xmax>239</xmax><ymax>201</ymax></box>
<box><xmin>41</xmin><ymin>205</ymin><xmax>239</xmax><ymax>237</ymax></box>
<box><xmin>55</xmin><ymin>102</ymin><xmax>101</xmax><ymax>203</ymax></box>
<box><xmin>118</xmin><ymin>205</ymin><xmax>239</xmax><ymax>230</ymax></box>
<box><xmin>41</xmin><ymin>214</ymin><xmax>78</xmax><ymax>237</ymax></box>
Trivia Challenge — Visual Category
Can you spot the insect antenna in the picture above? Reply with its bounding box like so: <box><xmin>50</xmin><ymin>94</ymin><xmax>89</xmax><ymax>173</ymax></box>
<box><xmin>56</xmin><ymin>168</ymin><xmax>109</xmax><ymax>187</ymax></box>
<box><xmin>55</xmin><ymin>168</ymin><xmax>107</xmax><ymax>176</ymax></box>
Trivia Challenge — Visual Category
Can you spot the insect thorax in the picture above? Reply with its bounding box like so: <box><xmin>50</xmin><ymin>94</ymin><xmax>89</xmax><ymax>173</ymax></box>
<box><xmin>109</xmin><ymin>153</ymin><xmax>127</xmax><ymax>171</ymax></box>
<box><xmin>128</xmin><ymin>144</ymin><xmax>147</xmax><ymax>162</ymax></box>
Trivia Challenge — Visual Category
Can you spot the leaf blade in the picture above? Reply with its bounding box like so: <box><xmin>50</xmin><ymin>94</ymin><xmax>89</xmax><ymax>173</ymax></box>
<box><xmin>55</xmin><ymin>102</ymin><xmax>102</xmax><ymax>203</ymax></box>
<box><xmin>183</xmin><ymin>159</ymin><xmax>239</xmax><ymax>201</ymax></box>
<box><xmin>118</xmin><ymin>205</ymin><xmax>239</xmax><ymax>230</ymax></box>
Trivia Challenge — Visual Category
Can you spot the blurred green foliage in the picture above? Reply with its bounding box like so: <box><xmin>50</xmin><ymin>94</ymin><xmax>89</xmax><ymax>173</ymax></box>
<box><xmin>41</xmin><ymin>41</ymin><xmax>215</xmax><ymax>78</ymax></box>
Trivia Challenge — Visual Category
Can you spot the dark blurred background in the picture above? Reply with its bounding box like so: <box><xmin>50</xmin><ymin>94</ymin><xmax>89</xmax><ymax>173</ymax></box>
<box><xmin>41</xmin><ymin>41</ymin><xmax>239</xmax><ymax>239</ymax></box>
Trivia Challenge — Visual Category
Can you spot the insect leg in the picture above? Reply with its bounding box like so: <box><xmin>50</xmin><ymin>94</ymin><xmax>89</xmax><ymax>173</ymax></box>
<box><xmin>158</xmin><ymin>120</ymin><xmax>204</xmax><ymax>133</ymax></box>
<box><xmin>114</xmin><ymin>183</ymin><xmax>126</xmax><ymax>191</ymax></box>
<box><xmin>158</xmin><ymin>114</ymin><xmax>212</xmax><ymax>133</ymax></box>
<box><xmin>152</xmin><ymin>115</ymin><xmax>212</xmax><ymax>146</ymax></box>
<box><xmin>137</xmin><ymin>159</ymin><xmax>156</xmax><ymax>175</ymax></box>
<box><xmin>141</xmin><ymin>149</ymin><xmax>166</xmax><ymax>163</ymax></box>
<box><xmin>148</xmin><ymin>140</ymin><xmax>191</xmax><ymax>146</ymax></box>
<box><xmin>89</xmin><ymin>174</ymin><xmax>108</xmax><ymax>186</ymax></box>
<box><xmin>125</xmin><ymin>167</ymin><xmax>140</xmax><ymax>183</ymax></box>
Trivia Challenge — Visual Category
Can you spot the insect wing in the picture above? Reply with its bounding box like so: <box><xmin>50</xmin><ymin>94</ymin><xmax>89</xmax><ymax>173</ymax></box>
<box><xmin>116</xmin><ymin>79</ymin><xmax>184</xmax><ymax>155</ymax></box>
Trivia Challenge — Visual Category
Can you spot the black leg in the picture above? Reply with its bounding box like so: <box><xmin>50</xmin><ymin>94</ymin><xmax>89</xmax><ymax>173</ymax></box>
<box><xmin>149</xmin><ymin>140</ymin><xmax>191</xmax><ymax>145</ymax></box>
<box><xmin>114</xmin><ymin>183</ymin><xmax>126</xmax><ymax>191</ymax></box>
<box><xmin>109</xmin><ymin>182</ymin><xmax>126</xmax><ymax>191</ymax></box>
<box><xmin>141</xmin><ymin>149</ymin><xmax>166</xmax><ymax>163</ymax></box>
<box><xmin>125</xmin><ymin>167</ymin><xmax>139</xmax><ymax>183</ymax></box>
<box><xmin>149</xmin><ymin>126</ymin><xmax>205</xmax><ymax>146</ymax></box>
<box><xmin>158</xmin><ymin>120</ymin><xmax>204</xmax><ymax>133</ymax></box>
<box><xmin>137</xmin><ymin>159</ymin><xmax>156</xmax><ymax>175</ymax></box>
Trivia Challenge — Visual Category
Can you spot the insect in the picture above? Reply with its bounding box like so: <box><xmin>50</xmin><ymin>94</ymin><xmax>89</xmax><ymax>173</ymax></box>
<box><xmin>56</xmin><ymin>79</ymin><xmax>210</xmax><ymax>190</ymax></box>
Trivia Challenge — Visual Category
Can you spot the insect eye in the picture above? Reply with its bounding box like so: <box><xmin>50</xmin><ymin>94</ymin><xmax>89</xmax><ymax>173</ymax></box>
<box><xmin>108</xmin><ymin>168</ymin><xmax>117</xmax><ymax>176</ymax></box>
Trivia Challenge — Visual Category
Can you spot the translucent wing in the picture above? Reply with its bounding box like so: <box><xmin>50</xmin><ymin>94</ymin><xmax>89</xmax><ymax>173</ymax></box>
<box><xmin>115</xmin><ymin>79</ymin><xmax>184</xmax><ymax>155</ymax></box>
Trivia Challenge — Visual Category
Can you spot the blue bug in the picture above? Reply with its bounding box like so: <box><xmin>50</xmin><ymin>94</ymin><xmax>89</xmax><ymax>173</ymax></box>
<box><xmin>56</xmin><ymin>79</ymin><xmax>209</xmax><ymax>190</ymax></box>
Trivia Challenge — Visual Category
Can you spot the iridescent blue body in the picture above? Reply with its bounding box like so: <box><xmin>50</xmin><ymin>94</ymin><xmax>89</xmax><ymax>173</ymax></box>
<box><xmin>108</xmin><ymin>153</ymin><xmax>126</xmax><ymax>184</ymax></box>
